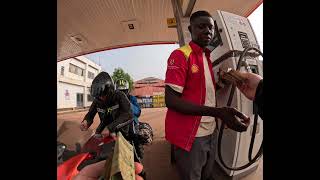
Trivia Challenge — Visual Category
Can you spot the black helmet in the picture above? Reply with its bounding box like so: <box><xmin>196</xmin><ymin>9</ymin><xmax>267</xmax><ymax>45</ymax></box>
<box><xmin>90</xmin><ymin>72</ymin><xmax>115</xmax><ymax>98</ymax></box>
<box><xmin>115</xmin><ymin>78</ymin><xmax>129</xmax><ymax>95</ymax></box>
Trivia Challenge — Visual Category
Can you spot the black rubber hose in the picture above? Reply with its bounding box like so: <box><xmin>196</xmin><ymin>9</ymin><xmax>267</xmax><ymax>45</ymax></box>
<box><xmin>216</xmin><ymin>47</ymin><xmax>263</xmax><ymax>171</ymax></box>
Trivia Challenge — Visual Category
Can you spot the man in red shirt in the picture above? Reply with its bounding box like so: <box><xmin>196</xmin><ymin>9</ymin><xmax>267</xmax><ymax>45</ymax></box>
<box><xmin>165</xmin><ymin>11</ymin><xmax>250</xmax><ymax>180</ymax></box>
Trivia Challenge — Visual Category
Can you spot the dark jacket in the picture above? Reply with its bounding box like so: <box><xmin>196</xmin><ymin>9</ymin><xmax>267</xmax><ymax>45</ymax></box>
<box><xmin>254</xmin><ymin>79</ymin><xmax>263</xmax><ymax>120</ymax></box>
<box><xmin>83</xmin><ymin>90</ymin><xmax>134</xmax><ymax>135</ymax></box>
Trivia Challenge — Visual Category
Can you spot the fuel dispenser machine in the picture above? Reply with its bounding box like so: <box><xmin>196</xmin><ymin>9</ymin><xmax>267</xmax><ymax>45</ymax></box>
<box><xmin>209</xmin><ymin>10</ymin><xmax>263</xmax><ymax>178</ymax></box>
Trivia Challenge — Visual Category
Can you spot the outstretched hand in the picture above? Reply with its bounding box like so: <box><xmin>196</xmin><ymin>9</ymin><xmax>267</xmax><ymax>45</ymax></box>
<box><xmin>217</xmin><ymin>107</ymin><xmax>250</xmax><ymax>132</ymax></box>
<box><xmin>236</xmin><ymin>72</ymin><xmax>262</xmax><ymax>100</ymax></box>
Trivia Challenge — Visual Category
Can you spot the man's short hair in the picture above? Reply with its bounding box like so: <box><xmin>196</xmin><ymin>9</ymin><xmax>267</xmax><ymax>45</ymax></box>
<box><xmin>190</xmin><ymin>10</ymin><xmax>213</xmax><ymax>23</ymax></box>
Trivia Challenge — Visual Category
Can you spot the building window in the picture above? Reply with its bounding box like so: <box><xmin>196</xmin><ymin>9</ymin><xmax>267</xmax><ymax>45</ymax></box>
<box><xmin>69</xmin><ymin>64</ymin><xmax>84</xmax><ymax>76</ymax></box>
<box><xmin>69</xmin><ymin>64</ymin><xmax>76</xmax><ymax>74</ymax></box>
<box><xmin>61</xmin><ymin>66</ymin><xmax>64</xmax><ymax>76</ymax></box>
<box><xmin>88</xmin><ymin>71</ymin><xmax>95</xmax><ymax>79</ymax></box>
<box><xmin>78</xmin><ymin>68</ymin><xmax>84</xmax><ymax>76</ymax></box>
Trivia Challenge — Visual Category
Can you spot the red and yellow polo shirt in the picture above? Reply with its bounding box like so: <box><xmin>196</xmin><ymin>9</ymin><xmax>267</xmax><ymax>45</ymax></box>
<box><xmin>165</xmin><ymin>41</ymin><xmax>217</xmax><ymax>151</ymax></box>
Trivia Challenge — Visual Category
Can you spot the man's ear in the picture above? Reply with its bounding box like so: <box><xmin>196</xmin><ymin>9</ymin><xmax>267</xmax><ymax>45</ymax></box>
<box><xmin>188</xmin><ymin>25</ymin><xmax>192</xmax><ymax>34</ymax></box>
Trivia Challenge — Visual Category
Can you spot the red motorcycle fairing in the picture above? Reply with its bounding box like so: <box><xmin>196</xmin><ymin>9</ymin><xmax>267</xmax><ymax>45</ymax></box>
<box><xmin>57</xmin><ymin>136</ymin><xmax>115</xmax><ymax>180</ymax></box>
<box><xmin>57</xmin><ymin>152</ymin><xmax>91</xmax><ymax>180</ymax></box>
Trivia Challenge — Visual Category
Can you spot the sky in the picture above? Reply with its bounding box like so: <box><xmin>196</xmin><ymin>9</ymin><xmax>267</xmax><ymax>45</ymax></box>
<box><xmin>86</xmin><ymin>3</ymin><xmax>263</xmax><ymax>81</ymax></box>
<box><xmin>248</xmin><ymin>3</ymin><xmax>263</xmax><ymax>52</ymax></box>
<box><xmin>86</xmin><ymin>44</ymin><xmax>179</xmax><ymax>81</ymax></box>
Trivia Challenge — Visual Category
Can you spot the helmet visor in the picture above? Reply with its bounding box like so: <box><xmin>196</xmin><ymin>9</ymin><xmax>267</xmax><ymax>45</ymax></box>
<box><xmin>90</xmin><ymin>83</ymin><xmax>105</xmax><ymax>98</ymax></box>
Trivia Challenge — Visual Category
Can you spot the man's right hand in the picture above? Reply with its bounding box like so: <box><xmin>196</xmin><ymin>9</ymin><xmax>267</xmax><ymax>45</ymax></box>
<box><xmin>236</xmin><ymin>72</ymin><xmax>262</xmax><ymax>100</ymax></box>
<box><xmin>80</xmin><ymin>120</ymin><xmax>89</xmax><ymax>131</ymax></box>
<box><xmin>217</xmin><ymin>107</ymin><xmax>250</xmax><ymax>132</ymax></box>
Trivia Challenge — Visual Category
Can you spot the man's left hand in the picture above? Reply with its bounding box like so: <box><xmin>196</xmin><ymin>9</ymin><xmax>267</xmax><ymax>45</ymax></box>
<box><xmin>101</xmin><ymin>129</ymin><xmax>117</xmax><ymax>140</ymax></box>
<box><xmin>101</xmin><ymin>128</ymin><xmax>110</xmax><ymax>137</ymax></box>
<box><xmin>217</xmin><ymin>107</ymin><xmax>250</xmax><ymax>132</ymax></box>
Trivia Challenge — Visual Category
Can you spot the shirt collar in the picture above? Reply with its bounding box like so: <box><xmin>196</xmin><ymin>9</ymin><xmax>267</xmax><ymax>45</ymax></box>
<box><xmin>189</xmin><ymin>41</ymin><xmax>211</xmax><ymax>56</ymax></box>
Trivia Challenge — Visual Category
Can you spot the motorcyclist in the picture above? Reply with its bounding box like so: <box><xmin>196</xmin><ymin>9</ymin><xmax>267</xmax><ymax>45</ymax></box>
<box><xmin>115</xmin><ymin>78</ymin><xmax>141</xmax><ymax>125</ymax></box>
<box><xmin>80</xmin><ymin>72</ymin><xmax>133</xmax><ymax>140</ymax></box>
<box><xmin>115</xmin><ymin>78</ymin><xmax>153</xmax><ymax>160</ymax></box>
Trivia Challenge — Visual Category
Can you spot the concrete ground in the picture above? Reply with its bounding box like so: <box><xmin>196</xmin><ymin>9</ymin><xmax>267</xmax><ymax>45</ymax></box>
<box><xmin>57</xmin><ymin>108</ymin><xmax>262</xmax><ymax>180</ymax></box>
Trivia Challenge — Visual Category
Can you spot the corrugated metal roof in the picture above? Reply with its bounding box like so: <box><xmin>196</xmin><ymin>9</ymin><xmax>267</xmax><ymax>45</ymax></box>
<box><xmin>131</xmin><ymin>77</ymin><xmax>165</xmax><ymax>97</ymax></box>
<box><xmin>134</xmin><ymin>77</ymin><xmax>165</xmax><ymax>88</ymax></box>
<box><xmin>131</xmin><ymin>86</ymin><xmax>165</xmax><ymax>97</ymax></box>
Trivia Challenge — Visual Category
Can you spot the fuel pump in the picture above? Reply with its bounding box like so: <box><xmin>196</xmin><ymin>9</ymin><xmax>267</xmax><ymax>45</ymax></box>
<box><xmin>208</xmin><ymin>10</ymin><xmax>263</xmax><ymax>178</ymax></box>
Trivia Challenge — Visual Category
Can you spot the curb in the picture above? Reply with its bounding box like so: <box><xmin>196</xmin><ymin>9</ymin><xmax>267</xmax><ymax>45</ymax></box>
<box><xmin>57</xmin><ymin>108</ymin><xmax>89</xmax><ymax>115</ymax></box>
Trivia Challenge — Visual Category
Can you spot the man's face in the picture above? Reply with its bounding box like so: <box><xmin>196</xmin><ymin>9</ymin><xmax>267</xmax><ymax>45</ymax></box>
<box><xmin>189</xmin><ymin>16</ymin><xmax>214</xmax><ymax>48</ymax></box>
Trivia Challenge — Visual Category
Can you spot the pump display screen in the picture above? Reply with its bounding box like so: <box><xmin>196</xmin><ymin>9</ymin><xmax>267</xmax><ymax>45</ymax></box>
<box><xmin>238</xmin><ymin>31</ymin><xmax>251</xmax><ymax>48</ymax></box>
<box><xmin>249</xmin><ymin>64</ymin><xmax>259</xmax><ymax>74</ymax></box>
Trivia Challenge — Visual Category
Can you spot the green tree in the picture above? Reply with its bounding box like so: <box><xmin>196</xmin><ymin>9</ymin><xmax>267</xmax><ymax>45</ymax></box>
<box><xmin>112</xmin><ymin>68</ymin><xmax>134</xmax><ymax>91</ymax></box>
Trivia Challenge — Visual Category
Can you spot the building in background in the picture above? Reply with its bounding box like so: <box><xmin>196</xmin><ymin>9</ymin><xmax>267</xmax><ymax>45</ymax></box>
<box><xmin>57</xmin><ymin>56</ymin><xmax>102</xmax><ymax>110</ymax></box>
<box><xmin>131</xmin><ymin>77</ymin><xmax>165</xmax><ymax>108</ymax></box>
